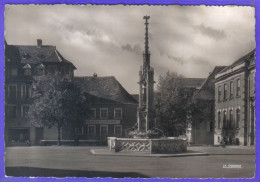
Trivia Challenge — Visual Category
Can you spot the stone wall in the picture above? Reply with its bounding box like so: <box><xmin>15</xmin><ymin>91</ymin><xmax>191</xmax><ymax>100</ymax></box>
<box><xmin>150</xmin><ymin>139</ymin><xmax>187</xmax><ymax>154</ymax></box>
<box><xmin>108</xmin><ymin>137</ymin><xmax>187</xmax><ymax>154</ymax></box>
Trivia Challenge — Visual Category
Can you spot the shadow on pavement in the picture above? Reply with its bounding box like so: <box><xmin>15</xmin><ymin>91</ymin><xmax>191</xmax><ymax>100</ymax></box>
<box><xmin>5</xmin><ymin>167</ymin><xmax>149</xmax><ymax>178</ymax></box>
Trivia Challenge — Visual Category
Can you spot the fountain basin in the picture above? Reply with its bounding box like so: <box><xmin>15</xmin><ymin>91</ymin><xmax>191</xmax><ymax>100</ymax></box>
<box><xmin>108</xmin><ymin>137</ymin><xmax>187</xmax><ymax>154</ymax></box>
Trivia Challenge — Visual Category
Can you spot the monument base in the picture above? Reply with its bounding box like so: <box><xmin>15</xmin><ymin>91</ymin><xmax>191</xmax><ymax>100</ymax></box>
<box><xmin>108</xmin><ymin>137</ymin><xmax>187</xmax><ymax>154</ymax></box>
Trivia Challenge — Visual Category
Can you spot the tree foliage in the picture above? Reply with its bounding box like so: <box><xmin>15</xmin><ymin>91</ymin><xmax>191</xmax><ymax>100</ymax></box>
<box><xmin>27</xmin><ymin>73</ymin><xmax>88</xmax><ymax>145</ymax></box>
<box><xmin>155</xmin><ymin>72</ymin><xmax>204</xmax><ymax>137</ymax></box>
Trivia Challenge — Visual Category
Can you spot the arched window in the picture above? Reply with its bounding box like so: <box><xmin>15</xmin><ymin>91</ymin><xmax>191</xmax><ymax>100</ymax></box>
<box><xmin>229</xmin><ymin>110</ymin><xmax>233</xmax><ymax>129</ymax></box>
<box><xmin>218</xmin><ymin>86</ymin><xmax>221</xmax><ymax>101</ymax></box>
<box><xmin>218</xmin><ymin>111</ymin><xmax>221</xmax><ymax>129</ymax></box>
<box><xmin>236</xmin><ymin>109</ymin><xmax>240</xmax><ymax>128</ymax></box>
<box><xmin>230</xmin><ymin>81</ymin><xmax>234</xmax><ymax>99</ymax></box>
<box><xmin>224</xmin><ymin>84</ymin><xmax>227</xmax><ymax>100</ymax></box>
<box><xmin>223</xmin><ymin>111</ymin><xmax>227</xmax><ymax>128</ymax></box>
<box><xmin>236</xmin><ymin>79</ymin><xmax>241</xmax><ymax>96</ymax></box>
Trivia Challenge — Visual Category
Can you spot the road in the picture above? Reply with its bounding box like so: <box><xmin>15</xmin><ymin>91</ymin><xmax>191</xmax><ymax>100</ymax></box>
<box><xmin>4</xmin><ymin>146</ymin><xmax>255</xmax><ymax>178</ymax></box>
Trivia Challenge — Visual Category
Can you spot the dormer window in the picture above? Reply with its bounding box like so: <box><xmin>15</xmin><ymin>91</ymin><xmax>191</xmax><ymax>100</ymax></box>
<box><xmin>35</xmin><ymin>64</ymin><xmax>45</xmax><ymax>76</ymax></box>
<box><xmin>37</xmin><ymin>54</ymin><xmax>45</xmax><ymax>59</ymax></box>
<box><xmin>23</xmin><ymin>64</ymin><xmax>31</xmax><ymax>76</ymax></box>
<box><xmin>24</xmin><ymin>69</ymin><xmax>31</xmax><ymax>76</ymax></box>
<box><xmin>21</xmin><ymin>52</ymin><xmax>30</xmax><ymax>60</ymax></box>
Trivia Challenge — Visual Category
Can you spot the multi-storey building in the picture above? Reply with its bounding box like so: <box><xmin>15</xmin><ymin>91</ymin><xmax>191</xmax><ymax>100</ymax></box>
<box><xmin>73</xmin><ymin>75</ymin><xmax>138</xmax><ymax>142</ymax></box>
<box><xmin>214</xmin><ymin>49</ymin><xmax>255</xmax><ymax>146</ymax></box>
<box><xmin>192</xmin><ymin>66</ymin><xmax>226</xmax><ymax>145</ymax></box>
<box><xmin>5</xmin><ymin>39</ymin><xmax>76</xmax><ymax>145</ymax></box>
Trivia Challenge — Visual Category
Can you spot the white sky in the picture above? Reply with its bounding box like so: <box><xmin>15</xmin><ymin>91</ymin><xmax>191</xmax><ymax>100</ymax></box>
<box><xmin>4</xmin><ymin>5</ymin><xmax>255</xmax><ymax>94</ymax></box>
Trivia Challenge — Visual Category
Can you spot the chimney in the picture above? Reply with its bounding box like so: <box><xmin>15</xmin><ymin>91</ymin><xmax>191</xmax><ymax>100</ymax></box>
<box><xmin>37</xmin><ymin>39</ymin><xmax>42</xmax><ymax>48</ymax></box>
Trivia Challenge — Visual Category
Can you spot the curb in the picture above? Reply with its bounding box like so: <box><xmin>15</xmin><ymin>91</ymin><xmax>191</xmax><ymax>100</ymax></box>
<box><xmin>90</xmin><ymin>149</ymin><xmax>208</xmax><ymax>158</ymax></box>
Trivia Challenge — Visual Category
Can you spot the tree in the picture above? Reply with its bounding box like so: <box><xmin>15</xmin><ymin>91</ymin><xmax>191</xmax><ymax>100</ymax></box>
<box><xmin>155</xmin><ymin>71</ymin><xmax>204</xmax><ymax>137</ymax></box>
<box><xmin>27</xmin><ymin>73</ymin><xmax>88</xmax><ymax>145</ymax></box>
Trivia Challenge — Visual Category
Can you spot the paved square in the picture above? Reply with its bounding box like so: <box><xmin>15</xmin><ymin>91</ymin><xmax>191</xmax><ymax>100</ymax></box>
<box><xmin>5</xmin><ymin>146</ymin><xmax>255</xmax><ymax>178</ymax></box>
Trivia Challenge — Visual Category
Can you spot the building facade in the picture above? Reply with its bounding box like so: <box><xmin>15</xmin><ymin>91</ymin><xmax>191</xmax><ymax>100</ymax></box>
<box><xmin>72</xmin><ymin>75</ymin><xmax>138</xmax><ymax>142</ymax></box>
<box><xmin>178</xmin><ymin>78</ymin><xmax>205</xmax><ymax>144</ymax></box>
<box><xmin>5</xmin><ymin>39</ymin><xmax>76</xmax><ymax>146</ymax></box>
<box><xmin>214</xmin><ymin>50</ymin><xmax>255</xmax><ymax>146</ymax></box>
<box><xmin>192</xmin><ymin>66</ymin><xmax>226</xmax><ymax>145</ymax></box>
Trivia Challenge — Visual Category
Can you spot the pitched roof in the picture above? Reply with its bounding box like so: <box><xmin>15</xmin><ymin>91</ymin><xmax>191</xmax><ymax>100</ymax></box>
<box><xmin>180</xmin><ymin>78</ymin><xmax>206</xmax><ymax>89</ymax></box>
<box><xmin>131</xmin><ymin>94</ymin><xmax>139</xmax><ymax>102</ymax></box>
<box><xmin>217</xmin><ymin>49</ymin><xmax>255</xmax><ymax>75</ymax></box>
<box><xmin>23</xmin><ymin>64</ymin><xmax>31</xmax><ymax>69</ymax></box>
<box><xmin>193</xmin><ymin>66</ymin><xmax>226</xmax><ymax>100</ymax></box>
<box><xmin>74</xmin><ymin>76</ymin><xmax>138</xmax><ymax>104</ymax></box>
<box><xmin>5</xmin><ymin>41</ymin><xmax>76</xmax><ymax>69</ymax></box>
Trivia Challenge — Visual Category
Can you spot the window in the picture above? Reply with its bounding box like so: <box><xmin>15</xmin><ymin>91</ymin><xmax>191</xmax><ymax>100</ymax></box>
<box><xmin>114</xmin><ymin>125</ymin><xmax>122</xmax><ymax>135</ymax></box>
<box><xmin>218</xmin><ymin>111</ymin><xmax>221</xmax><ymax>129</ymax></box>
<box><xmin>223</xmin><ymin>111</ymin><xmax>227</xmax><ymax>128</ymax></box>
<box><xmin>8</xmin><ymin>105</ymin><xmax>17</xmax><ymax>118</ymax></box>
<box><xmin>224</xmin><ymin>84</ymin><xmax>227</xmax><ymax>100</ymax></box>
<box><xmin>218</xmin><ymin>86</ymin><xmax>221</xmax><ymax>101</ymax></box>
<box><xmin>21</xmin><ymin>105</ymin><xmax>29</xmax><ymax>118</ymax></box>
<box><xmin>35</xmin><ymin>64</ymin><xmax>45</xmax><ymax>76</ymax></box>
<box><xmin>11</xmin><ymin>68</ymin><xmax>18</xmax><ymax>76</ymax></box>
<box><xmin>24</xmin><ymin>69</ymin><xmax>31</xmax><ymax>76</ymax></box>
<box><xmin>35</xmin><ymin>68</ymin><xmax>44</xmax><ymax>76</ymax></box>
<box><xmin>88</xmin><ymin>125</ymin><xmax>96</xmax><ymax>135</ymax></box>
<box><xmin>237</xmin><ymin>79</ymin><xmax>241</xmax><ymax>96</ymax></box>
<box><xmin>249</xmin><ymin>76</ymin><xmax>255</xmax><ymax>96</ymax></box>
<box><xmin>75</xmin><ymin>126</ymin><xmax>83</xmax><ymax>135</ymax></box>
<box><xmin>100</xmin><ymin>125</ymin><xmax>108</xmax><ymax>136</ymax></box>
<box><xmin>230</xmin><ymin>81</ymin><xmax>234</xmax><ymax>99</ymax></box>
<box><xmin>100</xmin><ymin>108</ymin><xmax>108</xmax><ymax>119</ymax></box>
<box><xmin>21</xmin><ymin>85</ymin><xmax>31</xmax><ymax>99</ymax></box>
<box><xmin>236</xmin><ymin>109</ymin><xmax>240</xmax><ymax>128</ymax></box>
<box><xmin>229</xmin><ymin>110</ymin><xmax>233</xmax><ymax>129</ymax></box>
<box><xmin>114</xmin><ymin>108</ymin><xmax>122</xmax><ymax>119</ymax></box>
<box><xmin>8</xmin><ymin>85</ymin><xmax>17</xmax><ymax>99</ymax></box>
<box><xmin>23</xmin><ymin>64</ymin><xmax>31</xmax><ymax>76</ymax></box>
<box><xmin>90</xmin><ymin>108</ymin><xmax>96</xmax><ymax>119</ymax></box>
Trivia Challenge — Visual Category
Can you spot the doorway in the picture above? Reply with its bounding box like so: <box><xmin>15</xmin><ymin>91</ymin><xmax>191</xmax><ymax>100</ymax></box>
<box><xmin>35</xmin><ymin>127</ymin><xmax>44</xmax><ymax>145</ymax></box>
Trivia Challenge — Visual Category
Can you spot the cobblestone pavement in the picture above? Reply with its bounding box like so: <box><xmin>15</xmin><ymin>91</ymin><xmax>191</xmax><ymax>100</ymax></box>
<box><xmin>5</xmin><ymin>146</ymin><xmax>256</xmax><ymax>178</ymax></box>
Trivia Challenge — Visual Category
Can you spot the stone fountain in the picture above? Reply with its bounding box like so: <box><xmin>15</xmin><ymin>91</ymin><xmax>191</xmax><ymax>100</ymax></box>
<box><xmin>108</xmin><ymin>16</ymin><xmax>187</xmax><ymax>154</ymax></box>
